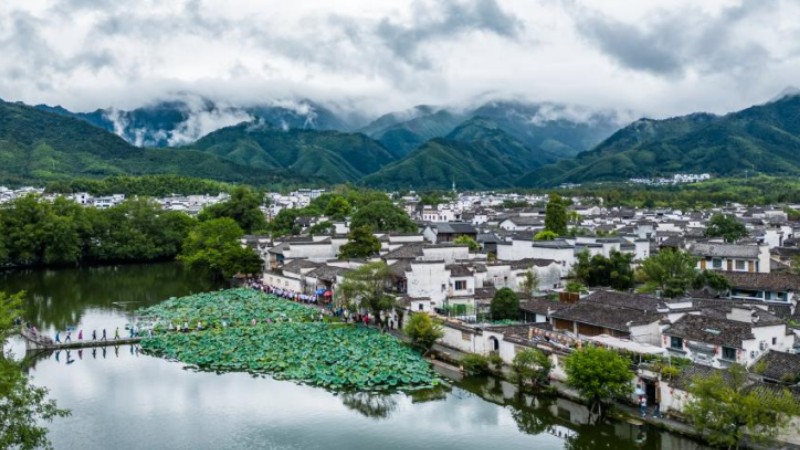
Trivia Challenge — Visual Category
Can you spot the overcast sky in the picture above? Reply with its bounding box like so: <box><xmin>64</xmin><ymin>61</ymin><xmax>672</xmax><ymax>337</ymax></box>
<box><xmin>1</xmin><ymin>0</ymin><xmax>799</xmax><ymax>119</ymax></box>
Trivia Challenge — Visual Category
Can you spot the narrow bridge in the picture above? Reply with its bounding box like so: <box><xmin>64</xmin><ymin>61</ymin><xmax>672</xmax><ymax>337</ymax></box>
<box><xmin>20</xmin><ymin>328</ymin><xmax>142</xmax><ymax>350</ymax></box>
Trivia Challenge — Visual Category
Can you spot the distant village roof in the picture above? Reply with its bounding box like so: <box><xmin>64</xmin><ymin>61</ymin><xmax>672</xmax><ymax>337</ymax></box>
<box><xmin>722</xmin><ymin>272</ymin><xmax>800</xmax><ymax>292</ymax></box>
<box><xmin>688</xmin><ymin>243</ymin><xmax>760</xmax><ymax>258</ymax></box>
<box><xmin>429</xmin><ymin>222</ymin><xmax>478</xmax><ymax>234</ymax></box>
<box><xmin>519</xmin><ymin>299</ymin><xmax>571</xmax><ymax>316</ymax></box>
<box><xmin>305</xmin><ymin>265</ymin><xmax>352</xmax><ymax>281</ymax></box>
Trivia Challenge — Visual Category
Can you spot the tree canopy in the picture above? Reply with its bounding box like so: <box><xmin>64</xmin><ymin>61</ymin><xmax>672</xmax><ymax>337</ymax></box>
<box><xmin>1</xmin><ymin>291</ymin><xmax>70</xmax><ymax>449</ymax></box>
<box><xmin>404</xmin><ymin>313</ymin><xmax>443</xmax><ymax>355</ymax></box>
<box><xmin>198</xmin><ymin>186</ymin><xmax>266</xmax><ymax>234</ymax></box>
<box><xmin>338</xmin><ymin>226</ymin><xmax>381</xmax><ymax>260</ymax></box>
<box><xmin>573</xmin><ymin>250</ymin><xmax>634</xmax><ymax>290</ymax></box>
<box><xmin>490</xmin><ymin>288</ymin><xmax>520</xmax><ymax>321</ymax></box>
<box><xmin>636</xmin><ymin>249</ymin><xmax>698</xmax><ymax>298</ymax></box>
<box><xmin>337</xmin><ymin>261</ymin><xmax>395</xmax><ymax>326</ymax></box>
<box><xmin>705</xmin><ymin>213</ymin><xmax>747</xmax><ymax>243</ymax></box>
<box><xmin>512</xmin><ymin>348</ymin><xmax>552</xmax><ymax>389</ymax></box>
<box><xmin>544</xmin><ymin>193</ymin><xmax>567</xmax><ymax>236</ymax></box>
<box><xmin>533</xmin><ymin>230</ymin><xmax>558</xmax><ymax>241</ymax></box>
<box><xmin>564</xmin><ymin>345</ymin><xmax>633</xmax><ymax>417</ymax></box>
<box><xmin>179</xmin><ymin>218</ymin><xmax>262</xmax><ymax>279</ymax></box>
<box><xmin>453</xmin><ymin>235</ymin><xmax>480</xmax><ymax>252</ymax></box>
<box><xmin>684</xmin><ymin>364</ymin><xmax>800</xmax><ymax>448</ymax></box>
<box><xmin>0</xmin><ymin>194</ymin><xmax>196</xmax><ymax>268</ymax></box>
<box><xmin>350</xmin><ymin>201</ymin><xmax>416</xmax><ymax>233</ymax></box>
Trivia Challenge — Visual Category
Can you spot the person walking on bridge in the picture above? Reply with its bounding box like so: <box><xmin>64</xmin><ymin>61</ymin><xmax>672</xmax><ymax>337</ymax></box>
<box><xmin>114</xmin><ymin>327</ymin><xmax>120</xmax><ymax>340</ymax></box>
<box><xmin>55</xmin><ymin>331</ymin><xmax>61</xmax><ymax>343</ymax></box>
<box><xmin>65</xmin><ymin>331</ymin><xmax>72</xmax><ymax>343</ymax></box>
<box><xmin>92</xmin><ymin>329</ymin><xmax>97</xmax><ymax>341</ymax></box>
<box><xmin>101</xmin><ymin>329</ymin><xmax>107</xmax><ymax>341</ymax></box>
<box><xmin>78</xmin><ymin>329</ymin><xmax>83</xmax><ymax>341</ymax></box>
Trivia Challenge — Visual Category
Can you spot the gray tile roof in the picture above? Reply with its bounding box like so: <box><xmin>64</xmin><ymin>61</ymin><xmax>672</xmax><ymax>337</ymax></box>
<box><xmin>756</xmin><ymin>350</ymin><xmax>800</xmax><ymax>382</ymax></box>
<box><xmin>664</xmin><ymin>314</ymin><xmax>754</xmax><ymax>349</ymax></box>
<box><xmin>551</xmin><ymin>302</ymin><xmax>662</xmax><ymax>332</ymax></box>
<box><xmin>688</xmin><ymin>243</ymin><xmax>760</xmax><ymax>258</ymax></box>
<box><xmin>723</xmin><ymin>272</ymin><xmax>800</xmax><ymax>292</ymax></box>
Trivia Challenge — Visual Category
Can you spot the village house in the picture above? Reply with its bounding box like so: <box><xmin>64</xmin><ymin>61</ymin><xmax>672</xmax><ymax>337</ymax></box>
<box><xmin>662</xmin><ymin>306</ymin><xmax>794</xmax><ymax>368</ymax></box>
<box><xmin>688</xmin><ymin>242</ymin><xmax>771</xmax><ymax>273</ymax></box>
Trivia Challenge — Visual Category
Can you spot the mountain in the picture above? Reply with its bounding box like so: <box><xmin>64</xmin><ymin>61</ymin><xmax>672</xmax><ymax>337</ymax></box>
<box><xmin>520</xmin><ymin>94</ymin><xmax>800</xmax><ymax>187</ymax></box>
<box><xmin>359</xmin><ymin>106</ymin><xmax>467</xmax><ymax>158</ymax></box>
<box><xmin>35</xmin><ymin>96</ymin><xmax>355</xmax><ymax>148</ymax></box>
<box><xmin>0</xmin><ymin>99</ymin><xmax>301</xmax><ymax>186</ymax></box>
<box><xmin>359</xmin><ymin>101</ymin><xmax>623</xmax><ymax>159</ymax></box>
<box><xmin>469</xmin><ymin>101</ymin><xmax>624</xmax><ymax>157</ymax></box>
<box><xmin>184</xmin><ymin>121</ymin><xmax>396</xmax><ymax>184</ymax></box>
<box><xmin>361</xmin><ymin>118</ymin><xmax>557</xmax><ymax>189</ymax></box>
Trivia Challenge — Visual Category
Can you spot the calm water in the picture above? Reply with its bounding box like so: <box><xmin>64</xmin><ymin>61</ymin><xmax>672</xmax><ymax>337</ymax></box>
<box><xmin>2</xmin><ymin>263</ymin><xmax>707</xmax><ymax>450</ymax></box>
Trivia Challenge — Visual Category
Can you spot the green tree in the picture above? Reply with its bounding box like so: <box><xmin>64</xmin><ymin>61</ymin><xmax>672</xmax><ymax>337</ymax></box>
<box><xmin>684</xmin><ymin>364</ymin><xmax>800</xmax><ymax>449</ymax></box>
<box><xmin>1</xmin><ymin>291</ymin><xmax>70</xmax><ymax>449</ymax></box>
<box><xmin>267</xmin><ymin>208</ymin><xmax>302</xmax><ymax>238</ymax></box>
<box><xmin>323</xmin><ymin>196</ymin><xmax>352</xmax><ymax>221</ymax></box>
<box><xmin>544</xmin><ymin>194</ymin><xmax>567</xmax><ymax>236</ymax></box>
<box><xmin>565</xmin><ymin>281</ymin><xmax>587</xmax><ymax>294</ymax></box>
<box><xmin>453</xmin><ymin>235</ymin><xmax>480</xmax><ymax>252</ymax></box>
<box><xmin>198</xmin><ymin>186</ymin><xmax>266</xmax><ymax>233</ymax></box>
<box><xmin>534</xmin><ymin>230</ymin><xmax>558</xmax><ymax>241</ymax></box>
<box><xmin>307</xmin><ymin>220</ymin><xmax>334</xmax><ymax>236</ymax></box>
<box><xmin>338</xmin><ymin>226</ymin><xmax>381</xmax><ymax>260</ymax></box>
<box><xmin>637</xmin><ymin>249</ymin><xmax>698</xmax><ymax>298</ymax></box>
<box><xmin>520</xmin><ymin>270</ymin><xmax>539</xmax><ymax>296</ymax></box>
<box><xmin>490</xmin><ymin>287</ymin><xmax>520</xmax><ymax>321</ymax></box>
<box><xmin>338</xmin><ymin>261</ymin><xmax>395</xmax><ymax>326</ymax></box>
<box><xmin>693</xmin><ymin>270</ymin><xmax>731</xmax><ymax>292</ymax></box>
<box><xmin>179</xmin><ymin>218</ymin><xmax>261</xmax><ymax>279</ymax></box>
<box><xmin>350</xmin><ymin>201</ymin><xmax>416</xmax><ymax>233</ymax></box>
<box><xmin>511</xmin><ymin>348</ymin><xmax>552</xmax><ymax>388</ymax></box>
<box><xmin>404</xmin><ymin>312</ymin><xmax>443</xmax><ymax>355</ymax></box>
<box><xmin>706</xmin><ymin>214</ymin><xmax>747</xmax><ymax>243</ymax></box>
<box><xmin>564</xmin><ymin>345</ymin><xmax>633</xmax><ymax>418</ymax></box>
<box><xmin>573</xmin><ymin>250</ymin><xmax>634</xmax><ymax>290</ymax></box>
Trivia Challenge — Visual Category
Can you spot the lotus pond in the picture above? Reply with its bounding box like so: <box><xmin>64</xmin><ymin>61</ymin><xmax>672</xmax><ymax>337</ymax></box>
<box><xmin>137</xmin><ymin>289</ymin><xmax>439</xmax><ymax>391</ymax></box>
<box><xmin>136</xmin><ymin>288</ymin><xmax>317</xmax><ymax>328</ymax></box>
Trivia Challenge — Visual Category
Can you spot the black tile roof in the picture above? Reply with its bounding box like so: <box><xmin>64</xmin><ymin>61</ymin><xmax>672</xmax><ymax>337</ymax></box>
<box><xmin>664</xmin><ymin>314</ymin><xmax>754</xmax><ymax>349</ymax></box>
<box><xmin>723</xmin><ymin>272</ymin><xmax>800</xmax><ymax>292</ymax></box>
<box><xmin>551</xmin><ymin>302</ymin><xmax>662</xmax><ymax>332</ymax></box>
<box><xmin>756</xmin><ymin>350</ymin><xmax>800</xmax><ymax>382</ymax></box>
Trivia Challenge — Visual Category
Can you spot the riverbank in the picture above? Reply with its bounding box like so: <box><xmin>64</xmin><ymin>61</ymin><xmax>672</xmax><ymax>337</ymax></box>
<box><xmin>427</xmin><ymin>339</ymin><xmax>800</xmax><ymax>450</ymax></box>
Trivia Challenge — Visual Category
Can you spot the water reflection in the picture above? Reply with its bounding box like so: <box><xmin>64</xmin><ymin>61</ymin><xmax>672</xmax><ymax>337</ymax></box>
<box><xmin>340</xmin><ymin>392</ymin><xmax>399</xmax><ymax>419</ymax></box>
<box><xmin>453</xmin><ymin>373</ymin><xmax>708</xmax><ymax>450</ymax></box>
<box><xmin>0</xmin><ymin>262</ymin><xmax>223</xmax><ymax>332</ymax></box>
<box><xmin>6</xmin><ymin>263</ymin><xmax>710</xmax><ymax>450</ymax></box>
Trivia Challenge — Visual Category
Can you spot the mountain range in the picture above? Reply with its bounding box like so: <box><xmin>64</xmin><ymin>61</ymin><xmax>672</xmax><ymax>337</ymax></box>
<box><xmin>518</xmin><ymin>91</ymin><xmax>800</xmax><ymax>187</ymax></box>
<box><xmin>4</xmin><ymin>90</ymin><xmax>800</xmax><ymax>189</ymax></box>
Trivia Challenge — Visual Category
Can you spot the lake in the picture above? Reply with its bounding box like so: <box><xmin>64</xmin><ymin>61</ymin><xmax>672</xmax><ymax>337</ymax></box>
<box><xmin>2</xmin><ymin>262</ymin><xmax>707</xmax><ymax>450</ymax></box>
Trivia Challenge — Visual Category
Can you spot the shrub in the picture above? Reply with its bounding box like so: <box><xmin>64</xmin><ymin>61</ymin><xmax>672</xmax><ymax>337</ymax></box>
<box><xmin>461</xmin><ymin>353</ymin><xmax>491</xmax><ymax>376</ymax></box>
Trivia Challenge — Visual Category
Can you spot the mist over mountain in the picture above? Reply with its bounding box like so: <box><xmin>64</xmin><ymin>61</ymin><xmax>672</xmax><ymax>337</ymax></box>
<box><xmin>35</xmin><ymin>94</ymin><xmax>357</xmax><ymax>148</ymax></box>
<box><xmin>0</xmin><ymin>98</ymin><xmax>301</xmax><ymax>186</ymax></box>
<box><xmin>520</xmin><ymin>91</ymin><xmax>800</xmax><ymax>187</ymax></box>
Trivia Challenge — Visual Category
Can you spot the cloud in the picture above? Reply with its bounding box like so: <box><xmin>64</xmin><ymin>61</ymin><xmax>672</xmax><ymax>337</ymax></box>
<box><xmin>572</xmin><ymin>0</ymin><xmax>776</xmax><ymax>78</ymax></box>
<box><xmin>372</xmin><ymin>0</ymin><xmax>523</xmax><ymax>68</ymax></box>
<box><xmin>1</xmin><ymin>0</ymin><xmax>799</xmax><ymax>121</ymax></box>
